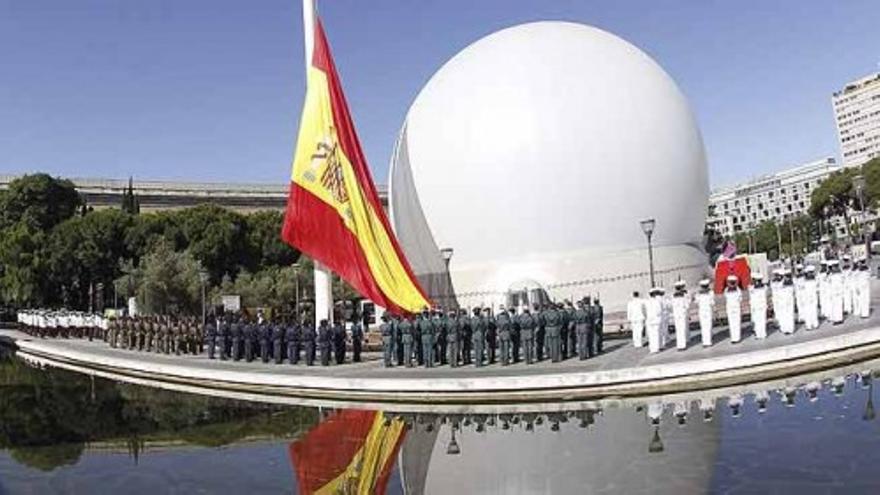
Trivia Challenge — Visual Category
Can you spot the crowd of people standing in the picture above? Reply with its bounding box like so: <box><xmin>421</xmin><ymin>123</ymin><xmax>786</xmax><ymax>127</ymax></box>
<box><xmin>377</xmin><ymin>297</ymin><xmax>605</xmax><ymax>368</ymax></box>
<box><xmin>626</xmin><ymin>255</ymin><xmax>873</xmax><ymax>353</ymax></box>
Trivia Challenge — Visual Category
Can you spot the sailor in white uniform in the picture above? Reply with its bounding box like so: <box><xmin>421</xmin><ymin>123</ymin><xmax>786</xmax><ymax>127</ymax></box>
<box><xmin>696</xmin><ymin>279</ymin><xmax>715</xmax><ymax>347</ymax></box>
<box><xmin>802</xmin><ymin>265</ymin><xmax>820</xmax><ymax>330</ymax></box>
<box><xmin>775</xmin><ymin>270</ymin><xmax>797</xmax><ymax>334</ymax></box>
<box><xmin>671</xmin><ymin>280</ymin><xmax>691</xmax><ymax>350</ymax></box>
<box><xmin>749</xmin><ymin>272</ymin><xmax>768</xmax><ymax>339</ymax></box>
<box><xmin>645</xmin><ymin>287</ymin><xmax>664</xmax><ymax>354</ymax></box>
<box><xmin>828</xmin><ymin>259</ymin><xmax>845</xmax><ymax>324</ymax></box>
<box><xmin>627</xmin><ymin>291</ymin><xmax>646</xmax><ymax>347</ymax></box>
<box><xmin>857</xmin><ymin>258</ymin><xmax>871</xmax><ymax>318</ymax></box>
<box><xmin>724</xmin><ymin>275</ymin><xmax>743</xmax><ymax>343</ymax></box>
<box><xmin>843</xmin><ymin>255</ymin><xmax>855</xmax><ymax>315</ymax></box>
<box><xmin>818</xmin><ymin>261</ymin><xmax>830</xmax><ymax>320</ymax></box>
<box><xmin>794</xmin><ymin>264</ymin><xmax>806</xmax><ymax>323</ymax></box>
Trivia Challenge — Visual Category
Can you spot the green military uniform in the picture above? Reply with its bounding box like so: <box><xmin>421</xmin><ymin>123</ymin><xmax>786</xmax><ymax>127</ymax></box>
<box><xmin>446</xmin><ymin>312</ymin><xmax>459</xmax><ymax>367</ymax></box>
<box><xmin>543</xmin><ymin>305</ymin><xmax>562</xmax><ymax>363</ymax></box>
<box><xmin>380</xmin><ymin>317</ymin><xmax>394</xmax><ymax>367</ymax></box>
<box><xmin>497</xmin><ymin>309</ymin><xmax>512</xmax><ymax>366</ymax></box>
<box><xmin>574</xmin><ymin>301</ymin><xmax>592</xmax><ymax>360</ymax></box>
<box><xmin>471</xmin><ymin>309</ymin><xmax>486</xmax><ymax>367</ymax></box>
<box><xmin>418</xmin><ymin>312</ymin><xmax>435</xmax><ymax>368</ymax></box>
<box><xmin>400</xmin><ymin>317</ymin><xmax>414</xmax><ymax>368</ymax></box>
<box><xmin>518</xmin><ymin>310</ymin><xmax>537</xmax><ymax>365</ymax></box>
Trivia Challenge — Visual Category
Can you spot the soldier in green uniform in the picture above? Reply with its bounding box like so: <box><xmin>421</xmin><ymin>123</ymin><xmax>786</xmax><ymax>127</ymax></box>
<box><xmin>243</xmin><ymin>318</ymin><xmax>255</xmax><ymax>362</ymax></box>
<box><xmin>393</xmin><ymin>315</ymin><xmax>403</xmax><ymax>366</ymax></box>
<box><xmin>472</xmin><ymin>308</ymin><xmax>486</xmax><ymax>367</ymax></box>
<box><xmin>575</xmin><ymin>300</ymin><xmax>591</xmax><ymax>360</ymax></box>
<box><xmin>400</xmin><ymin>315</ymin><xmax>414</xmax><ymax>368</ymax></box>
<box><xmin>543</xmin><ymin>303</ymin><xmax>562</xmax><ymax>363</ymax></box>
<box><xmin>418</xmin><ymin>308</ymin><xmax>435</xmax><ymax>368</ymax></box>
<box><xmin>565</xmin><ymin>301</ymin><xmax>577</xmax><ymax>359</ymax></box>
<box><xmin>559</xmin><ymin>302</ymin><xmax>570</xmax><ymax>359</ymax></box>
<box><xmin>176</xmin><ymin>318</ymin><xmax>186</xmax><ymax>355</ymax></box>
<box><xmin>134</xmin><ymin>318</ymin><xmax>143</xmax><ymax>350</ymax></box>
<box><xmin>534</xmin><ymin>303</ymin><xmax>546</xmax><ymax>362</ymax></box>
<box><xmin>458</xmin><ymin>309</ymin><xmax>472</xmax><ymax>365</ymax></box>
<box><xmin>350</xmin><ymin>315</ymin><xmax>364</xmax><ymax>363</ymax></box>
<box><xmin>518</xmin><ymin>307</ymin><xmax>536</xmax><ymax>365</ymax></box>
<box><xmin>593</xmin><ymin>296</ymin><xmax>605</xmax><ymax>355</ymax></box>
<box><xmin>446</xmin><ymin>310</ymin><xmax>459</xmax><ymax>367</ymax></box>
<box><xmin>379</xmin><ymin>315</ymin><xmax>394</xmax><ymax>367</ymax></box>
<box><xmin>509</xmin><ymin>308</ymin><xmax>521</xmax><ymax>363</ymax></box>
<box><xmin>259</xmin><ymin>320</ymin><xmax>271</xmax><ymax>363</ymax></box>
<box><xmin>146</xmin><ymin>318</ymin><xmax>156</xmax><ymax>352</ymax></box>
<box><xmin>433</xmin><ymin>308</ymin><xmax>447</xmax><ymax>365</ymax></box>
<box><xmin>485</xmin><ymin>307</ymin><xmax>497</xmax><ymax>365</ymax></box>
<box><xmin>497</xmin><ymin>305</ymin><xmax>512</xmax><ymax>366</ymax></box>
<box><xmin>413</xmin><ymin>312</ymin><xmax>423</xmax><ymax>366</ymax></box>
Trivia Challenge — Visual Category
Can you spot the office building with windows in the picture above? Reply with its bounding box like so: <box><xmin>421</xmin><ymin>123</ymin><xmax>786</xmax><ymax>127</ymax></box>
<box><xmin>833</xmin><ymin>73</ymin><xmax>880</xmax><ymax>167</ymax></box>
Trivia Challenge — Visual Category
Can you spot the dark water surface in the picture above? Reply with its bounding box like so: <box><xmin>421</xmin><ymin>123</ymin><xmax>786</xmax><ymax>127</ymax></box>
<box><xmin>1</xmin><ymin>345</ymin><xmax>879</xmax><ymax>494</ymax></box>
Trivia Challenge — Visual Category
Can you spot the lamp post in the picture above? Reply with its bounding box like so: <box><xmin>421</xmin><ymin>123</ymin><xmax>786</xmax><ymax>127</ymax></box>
<box><xmin>640</xmin><ymin>219</ymin><xmax>656</xmax><ymax>288</ymax></box>
<box><xmin>440</xmin><ymin>247</ymin><xmax>454</xmax><ymax>307</ymax></box>
<box><xmin>199</xmin><ymin>269</ymin><xmax>209</xmax><ymax>325</ymax></box>
<box><xmin>853</xmin><ymin>174</ymin><xmax>870</xmax><ymax>257</ymax></box>
<box><xmin>447</xmin><ymin>424</ymin><xmax>461</xmax><ymax>455</ymax></box>
<box><xmin>292</xmin><ymin>262</ymin><xmax>300</xmax><ymax>320</ymax></box>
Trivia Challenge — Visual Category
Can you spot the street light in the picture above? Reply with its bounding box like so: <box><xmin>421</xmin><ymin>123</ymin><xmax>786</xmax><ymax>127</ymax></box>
<box><xmin>640</xmin><ymin>219</ymin><xmax>656</xmax><ymax>288</ymax></box>
<box><xmin>199</xmin><ymin>269</ymin><xmax>209</xmax><ymax>325</ymax></box>
<box><xmin>853</xmin><ymin>174</ymin><xmax>870</xmax><ymax>256</ymax></box>
<box><xmin>292</xmin><ymin>262</ymin><xmax>301</xmax><ymax>320</ymax></box>
<box><xmin>446</xmin><ymin>425</ymin><xmax>461</xmax><ymax>455</ymax></box>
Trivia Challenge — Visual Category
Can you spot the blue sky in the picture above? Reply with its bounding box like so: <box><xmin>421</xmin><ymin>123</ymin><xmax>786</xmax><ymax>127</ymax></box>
<box><xmin>1</xmin><ymin>0</ymin><xmax>878</xmax><ymax>189</ymax></box>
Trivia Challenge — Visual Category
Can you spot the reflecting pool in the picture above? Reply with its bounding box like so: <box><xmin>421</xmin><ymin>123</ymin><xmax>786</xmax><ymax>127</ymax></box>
<box><xmin>2</xmin><ymin>345</ymin><xmax>880</xmax><ymax>494</ymax></box>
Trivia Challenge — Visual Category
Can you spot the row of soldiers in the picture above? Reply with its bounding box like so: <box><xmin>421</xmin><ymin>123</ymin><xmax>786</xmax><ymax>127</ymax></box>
<box><xmin>627</xmin><ymin>256</ymin><xmax>872</xmax><ymax>353</ymax></box>
<box><xmin>203</xmin><ymin>314</ymin><xmax>366</xmax><ymax>367</ymax></box>
<box><xmin>378</xmin><ymin>297</ymin><xmax>605</xmax><ymax>368</ymax></box>
<box><xmin>107</xmin><ymin>316</ymin><xmax>204</xmax><ymax>355</ymax></box>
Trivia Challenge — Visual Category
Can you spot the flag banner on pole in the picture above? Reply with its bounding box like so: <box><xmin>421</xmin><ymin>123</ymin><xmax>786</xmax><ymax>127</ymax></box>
<box><xmin>289</xmin><ymin>410</ymin><xmax>406</xmax><ymax>494</ymax></box>
<box><xmin>282</xmin><ymin>18</ymin><xmax>431</xmax><ymax>314</ymax></box>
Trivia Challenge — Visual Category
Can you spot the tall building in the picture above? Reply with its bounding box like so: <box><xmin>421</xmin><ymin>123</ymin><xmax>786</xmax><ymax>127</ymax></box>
<box><xmin>707</xmin><ymin>158</ymin><xmax>840</xmax><ymax>238</ymax></box>
<box><xmin>833</xmin><ymin>73</ymin><xmax>880</xmax><ymax>167</ymax></box>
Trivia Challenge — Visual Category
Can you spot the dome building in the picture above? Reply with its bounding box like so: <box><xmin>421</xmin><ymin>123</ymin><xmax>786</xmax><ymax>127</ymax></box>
<box><xmin>389</xmin><ymin>21</ymin><xmax>709</xmax><ymax>311</ymax></box>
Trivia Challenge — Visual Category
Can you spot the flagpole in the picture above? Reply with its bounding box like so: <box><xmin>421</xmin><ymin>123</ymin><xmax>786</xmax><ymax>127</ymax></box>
<box><xmin>303</xmin><ymin>0</ymin><xmax>334</xmax><ymax>327</ymax></box>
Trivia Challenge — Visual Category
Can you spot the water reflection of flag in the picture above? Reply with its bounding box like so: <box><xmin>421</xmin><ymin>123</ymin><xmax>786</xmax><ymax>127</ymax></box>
<box><xmin>290</xmin><ymin>410</ymin><xmax>406</xmax><ymax>494</ymax></box>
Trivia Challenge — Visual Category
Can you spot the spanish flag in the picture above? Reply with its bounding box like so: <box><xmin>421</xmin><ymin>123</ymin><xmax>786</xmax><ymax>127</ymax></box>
<box><xmin>281</xmin><ymin>9</ymin><xmax>431</xmax><ymax>315</ymax></box>
<box><xmin>290</xmin><ymin>410</ymin><xmax>406</xmax><ymax>494</ymax></box>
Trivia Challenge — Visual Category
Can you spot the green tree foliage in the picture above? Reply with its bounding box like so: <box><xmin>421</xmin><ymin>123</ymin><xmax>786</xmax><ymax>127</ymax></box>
<box><xmin>120</xmin><ymin>177</ymin><xmax>140</xmax><ymax>215</ymax></box>
<box><xmin>0</xmin><ymin>223</ymin><xmax>46</xmax><ymax>306</ymax></box>
<box><xmin>132</xmin><ymin>241</ymin><xmax>203</xmax><ymax>315</ymax></box>
<box><xmin>245</xmin><ymin>210</ymin><xmax>300</xmax><ymax>269</ymax></box>
<box><xmin>0</xmin><ymin>174</ymin><xmax>81</xmax><ymax>231</ymax></box>
<box><xmin>176</xmin><ymin>204</ymin><xmax>249</xmax><ymax>282</ymax></box>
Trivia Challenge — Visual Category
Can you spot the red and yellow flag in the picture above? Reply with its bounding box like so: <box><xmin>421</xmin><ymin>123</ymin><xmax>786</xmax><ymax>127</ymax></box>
<box><xmin>281</xmin><ymin>17</ymin><xmax>430</xmax><ymax>315</ymax></box>
<box><xmin>290</xmin><ymin>410</ymin><xmax>406</xmax><ymax>494</ymax></box>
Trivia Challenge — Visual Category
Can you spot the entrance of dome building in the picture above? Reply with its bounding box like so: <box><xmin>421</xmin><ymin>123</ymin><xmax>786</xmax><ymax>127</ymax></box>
<box><xmin>506</xmin><ymin>280</ymin><xmax>550</xmax><ymax>311</ymax></box>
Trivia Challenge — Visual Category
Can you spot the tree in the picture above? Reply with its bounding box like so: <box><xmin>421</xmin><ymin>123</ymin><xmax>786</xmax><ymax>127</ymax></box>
<box><xmin>120</xmin><ymin>177</ymin><xmax>140</xmax><ymax>215</ymax></box>
<box><xmin>810</xmin><ymin>167</ymin><xmax>860</xmax><ymax>239</ymax></box>
<box><xmin>123</xmin><ymin>241</ymin><xmax>203</xmax><ymax>315</ymax></box>
<box><xmin>244</xmin><ymin>210</ymin><xmax>300</xmax><ymax>269</ymax></box>
<box><xmin>0</xmin><ymin>174</ymin><xmax>82</xmax><ymax>231</ymax></box>
<box><xmin>176</xmin><ymin>204</ymin><xmax>249</xmax><ymax>282</ymax></box>
<box><xmin>0</xmin><ymin>223</ymin><xmax>46</xmax><ymax>307</ymax></box>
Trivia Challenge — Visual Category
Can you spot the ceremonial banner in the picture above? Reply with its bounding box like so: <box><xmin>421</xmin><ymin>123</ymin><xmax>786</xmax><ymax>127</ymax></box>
<box><xmin>281</xmin><ymin>17</ymin><xmax>430</xmax><ymax>314</ymax></box>
<box><xmin>290</xmin><ymin>410</ymin><xmax>406</xmax><ymax>494</ymax></box>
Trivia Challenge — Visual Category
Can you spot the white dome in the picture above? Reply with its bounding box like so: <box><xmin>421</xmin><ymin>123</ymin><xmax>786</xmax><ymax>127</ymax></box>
<box><xmin>390</xmin><ymin>21</ymin><xmax>709</xmax><ymax>309</ymax></box>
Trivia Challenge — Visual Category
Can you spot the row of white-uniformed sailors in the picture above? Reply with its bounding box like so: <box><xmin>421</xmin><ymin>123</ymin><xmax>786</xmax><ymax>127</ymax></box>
<box><xmin>16</xmin><ymin>309</ymin><xmax>109</xmax><ymax>333</ymax></box>
<box><xmin>646</xmin><ymin>373</ymin><xmax>867</xmax><ymax>425</ymax></box>
<box><xmin>627</xmin><ymin>258</ymin><xmax>872</xmax><ymax>353</ymax></box>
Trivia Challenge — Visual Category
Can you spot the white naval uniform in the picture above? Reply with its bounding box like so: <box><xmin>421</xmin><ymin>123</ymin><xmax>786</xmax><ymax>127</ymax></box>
<box><xmin>794</xmin><ymin>276</ymin><xmax>806</xmax><ymax>323</ymax></box>
<box><xmin>696</xmin><ymin>291</ymin><xmax>715</xmax><ymax>346</ymax></box>
<box><xmin>829</xmin><ymin>272</ymin><xmax>845</xmax><ymax>323</ymax></box>
<box><xmin>802</xmin><ymin>278</ymin><xmax>819</xmax><ymax>330</ymax></box>
<box><xmin>725</xmin><ymin>287</ymin><xmax>742</xmax><ymax>342</ymax></box>
<box><xmin>858</xmin><ymin>269</ymin><xmax>871</xmax><ymax>318</ymax></box>
<box><xmin>843</xmin><ymin>269</ymin><xmax>855</xmax><ymax>315</ymax></box>
<box><xmin>775</xmin><ymin>283</ymin><xmax>796</xmax><ymax>334</ymax></box>
<box><xmin>660</xmin><ymin>297</ymin><xmax>672</xmax><ymax>348</ymax></box>
<box><xmin>627</xmin><ymin>297</ymin><xmax>646</xmax><ymax>347</ymax></box>
<box><xmin>749</xmin><ymin>285</ymin><xmax>768</xmax><ymax>339</ymax></box>
<box><xmin>671</xmin><ymin>293</ymin><xmax>691</xmax><ymax>350</ymax></box>
<box><xmin>818</xmin><ymin>271</ymin><xmax>829</xmax><ymax>319</ymax></box>
<box><xmin>645</xmin><ymin>296</ymin><xmax>664</xmax><ymax>354</ymax></box>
